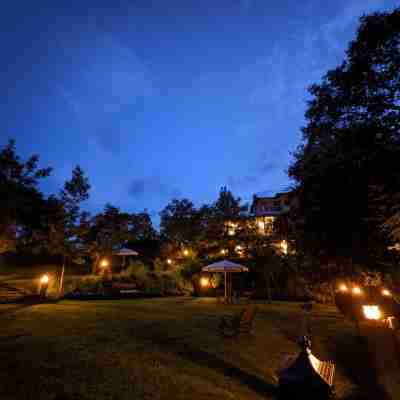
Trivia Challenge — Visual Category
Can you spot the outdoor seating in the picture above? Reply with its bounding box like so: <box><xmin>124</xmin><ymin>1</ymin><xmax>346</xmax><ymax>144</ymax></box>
<box><xmin>218</xmin><ymin>304</ymin><xmax>258</xmax><ymax>338</ymax></box>
<box><xmin>278</xmin><ymin>336</ymin><xmax>335</xmax><ymax>399</ymax></box>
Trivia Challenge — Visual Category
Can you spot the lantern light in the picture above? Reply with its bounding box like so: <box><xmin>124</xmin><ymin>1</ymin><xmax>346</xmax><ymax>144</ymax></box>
<box><xmin>200</xmin><ymin>277</ymin><xmax>209</xmax><ymax>287</ymax></box>
<box><xmin>362</xmin><ymin>305</ymin><xmax>381</xmax><ymax>320</ymax></box>
<box><xmin>382</xmin><ymin>289</ymin><xmax>391</xmax><ymax>297</ymax></box>
<box><xmin>280</xmin><ymin>240</ymin><xmax>288</xmax><ymax>255</ymax></box>
<box><xmin>100</xmin><ymin>259</ymin><xmax>109</xmax><ymax>268</ymax></box>
<box><xmin>183</xmin><ymin>249</ymin><xmax>189</xmax><ymax>256</ymax></box>
<box><xmin>40</xmin><ymin>274</ymin><xmax>49</xmax><ymax>284</ymax></box>
<box><xmin>167</xmin><ymin>258</ymin><xmax>172</xmax><ymax>265</ymax></box>
<box><xmin>352</xmin><ymin>286</ymin><xmax>362</xmax><ymax>295</ymax></box>
<box><xmin>339</xmin><ymin>284</ymin><xmax>348</xmax><ymax>292</ymax></box>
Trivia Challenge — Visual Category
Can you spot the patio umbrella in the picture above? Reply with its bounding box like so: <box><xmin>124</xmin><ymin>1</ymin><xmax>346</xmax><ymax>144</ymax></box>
<box><xmin>202</xmin><ymin>260</ymin><xmax>248</xmax><ymax>303</ymax></box>
<box><xmin>113</xmin><ymin>248</ymin><xmax>138</xmax><ymax>267</ymax></box>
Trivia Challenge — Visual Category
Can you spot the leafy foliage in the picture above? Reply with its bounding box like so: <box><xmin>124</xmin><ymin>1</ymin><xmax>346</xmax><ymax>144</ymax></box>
<box><xmin>289</xmin><ymin>8</ymin><xmax>400</xmax><ymax>269</ymax></box>
<box><xmin>160</xmin><ymin>198</ymin><xmax>199</xmax><ymax>245</ymax></box>
<box><xmin>0</xmin><ymin>139</ymin><xmax>51</xmax><ymax>253</ymax></box>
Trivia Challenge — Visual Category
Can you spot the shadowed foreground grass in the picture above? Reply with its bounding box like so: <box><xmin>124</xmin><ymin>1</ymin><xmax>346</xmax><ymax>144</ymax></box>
<box><xmin>0</xmin><ymin>298</ymin><xmax>386</xmax><ymax>400</ymax></box>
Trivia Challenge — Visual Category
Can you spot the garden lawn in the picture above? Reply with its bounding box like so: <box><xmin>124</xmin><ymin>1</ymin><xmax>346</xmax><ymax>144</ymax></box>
<box><xmin>0</xmin><ymin>298</ymin><xmax>384</xmax><ymax>400</ymax></box>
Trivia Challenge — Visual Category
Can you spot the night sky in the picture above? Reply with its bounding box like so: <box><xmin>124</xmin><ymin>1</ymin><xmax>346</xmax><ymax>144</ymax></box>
<box><xmin>2</xmin><ymin>0</ymin><xmax>398</xmax><ymax>222</ymax></box>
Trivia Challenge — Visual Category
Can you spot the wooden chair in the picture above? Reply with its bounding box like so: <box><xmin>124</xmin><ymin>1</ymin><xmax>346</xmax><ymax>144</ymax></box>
<box><xmin>218</xmin><ymin>304</ymin><xmax>258</xmax><ymax>338</ymax></box>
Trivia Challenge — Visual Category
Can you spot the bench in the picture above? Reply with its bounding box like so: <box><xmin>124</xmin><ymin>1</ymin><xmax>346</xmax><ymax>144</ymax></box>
<box><xmin>218</xmin><ymin>304</ymin><xmax>258</xmax><ymax>338</ymax></box>
<box><xmin>309</xmin><ymin>351</ymin><xmax>335</xmax><ymax>387</ymax></box>
<box><xmin>278</xmin><ymin>336</ymin><xmax>335</xmax><ymax>399</ymax></box>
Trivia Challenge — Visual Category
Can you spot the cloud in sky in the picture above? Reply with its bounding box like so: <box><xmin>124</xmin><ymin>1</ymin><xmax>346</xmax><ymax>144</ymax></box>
<box><xmin>321</xmin><ymin>0</ymin><xmax>389</xmax><ymax>50</ymax></box>
<box><xmin>245</xmin><ymin>0</ymin><xmax>391</xmax><ymax>122</ymax></box>
<box><xmin>56</xmin><ymin>29</ymin><xmax>156</xmax><ymax>155</ymax></box>
<box><xmin>227</xmin><ymin>157</ymin><xmax>279</xmax><ymax>191</ymax></box>
<box><xmin>129</xmin><ymin>176</ymin><xmax>181</xmax><ymax>201</ymax></box>
<box><xmin>4</xmin><ymin>0</ymin><xmax>399</xmax><ymax>222</ymax></box>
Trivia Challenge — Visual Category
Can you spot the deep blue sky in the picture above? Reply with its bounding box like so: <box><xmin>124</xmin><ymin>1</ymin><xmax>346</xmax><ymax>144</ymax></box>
<box><xmin>1</xmin><ymin>0</ymin><xmax>398</xmax><ymax>221</ymax></box>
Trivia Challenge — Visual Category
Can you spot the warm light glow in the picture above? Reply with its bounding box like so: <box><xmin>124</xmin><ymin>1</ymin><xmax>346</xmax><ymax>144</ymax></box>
<box><xmin>100</xmin><ymin>259</ymin><xmax>109</xmax><ymax>268</ymax></box>
<box><xmin>257</xmin><ymin>216</ymin><xmax>275</xmax><ymax>235</ymax></box>
<box><xmin>40</xmin><ymin>274</ymin><xmax>49</xmax><ymax>284</ymax></box>
<box><xmin>220</xmin><ymin>249</ymin><xmax>226</xmax><ymax>255</ymax></box>
<box><xmin>382</xmin><ymin>289</ymin><xmax>391</xmax><ymax>296</ymax></box>
<box><xmin>227</xmin><ymin>222</ymin><xmax>237</xmax><ymax>236</ymax></box>
<box><xmin>183</xmin><ymin>249</ymin><xmax>189</xmax><ymax>256</ymax></box>
<box><xmin>363</xmin><ymin>305</ymin><xmax>382</xmax><ymax>320</ymax></box>
<box><xmin>280</xmin><ymin>240</ymin><xmax>288</xmax><ymax>255</ymax></box>
<box><xmin>200</xmin><ymin>277</ymin><xmax>209</xmax><ymax>287</ymax></box>
<box><xmin>235</xmin><ymin>245</ymin><xmax>243</xmax><ymax>252</ymax></box>
<box><xmin>167</xmin><ymin>258</ymin><xmax>172</xmax><ymax>265</ymax></box>
<box><xmin>339</xmin><ymin>284</ymin><xmax>348</xmax><ymax>292</ymax></box>
<box><xmin>352</xmin><ymin>286</ymin><xmax>362</xmax><ymax>295</ymax></box>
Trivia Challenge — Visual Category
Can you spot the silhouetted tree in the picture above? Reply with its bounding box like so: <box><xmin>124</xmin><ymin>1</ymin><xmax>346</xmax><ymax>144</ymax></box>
<box><xmin>159</xmin><ymin>198</ymin><xmax>200</xmax><ymax>246</ymax></box>
<box><xmin>45</xmin><ymin>166</ymin><xmax>90</xmax><ymax>294</ymax></box>
<box><xmin>289</xmin><ymin>8</ymin><xmax>400</xmax><ymax>272</ymax></box>
<box><xmin>0</xmin><ymin>139</ymin><xmax>51</xmax><ymax>253</ymax></box>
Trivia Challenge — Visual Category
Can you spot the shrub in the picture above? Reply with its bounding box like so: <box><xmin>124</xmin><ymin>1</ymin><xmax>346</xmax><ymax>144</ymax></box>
<box><xmin>75</xmin><ymin>276</ymin><xmax>104</xmax><ymax>292</ymax></box>
<box><xmin>66</xmin><ymin>260</ymin><xmax>187</xmax><ymax>296</ymax></box>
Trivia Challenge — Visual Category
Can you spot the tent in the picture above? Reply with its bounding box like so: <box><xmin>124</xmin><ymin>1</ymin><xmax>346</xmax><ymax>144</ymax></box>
<box><xmin>202</xmin><ymin>260</ymin><xmax>248</xmax><ymax>303</ymax></box>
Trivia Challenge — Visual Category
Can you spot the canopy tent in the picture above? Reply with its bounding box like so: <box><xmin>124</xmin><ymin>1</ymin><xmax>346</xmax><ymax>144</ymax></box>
<box><xmin>202</xmin><ymin>260</ymin><xmax>248</xmax><ymax>303</ymax></box>
<box><xmin>113</xmin><ymin>248</ymin><xmax>138</xmax><ymax>266</ymax></box>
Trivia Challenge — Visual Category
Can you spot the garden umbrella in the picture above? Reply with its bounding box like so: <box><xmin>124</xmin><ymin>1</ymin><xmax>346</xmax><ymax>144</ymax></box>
<box><xmin>202</xmin><ymin>260</ymin><xmax>248</xmax><ymax>303</ymax></box>
<box><xmin>113</xmin><ymin>248</ymin><xmax>138</xmax><ymax>267</ymax></box>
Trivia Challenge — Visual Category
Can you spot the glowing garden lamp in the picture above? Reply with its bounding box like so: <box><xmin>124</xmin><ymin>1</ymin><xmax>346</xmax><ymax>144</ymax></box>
<box><xmin>200</xmin><ymin>277</ymin><xmax>209</xmax><ymax>287</ymax></box>
<box><xmin>39</xmin><ymin>274</ymin><xmax>49</xmax><ymax>298</ymax></box>
<box><xmin>382</xmin><ymin>289</ymin><xmax>391</xmax><ymax>297</ymax></box>
<box><xmin>100</xmin><ymin>259</ymin><xmax>109</xmax><ymax>268</ymax></box>
<box><xmin>339</xmin><ymin>284</ymin><xmax>348</xmax><ymax>292</ymax></box>
<box><xmin>352</xmin><ymin>286</ymin><xmax>362</xmax><ymax>295</ymax></box>
<box><xmin>362</xmin><ymin>305</ymin><xmax>382</xmax><ymax>320</ymax></box>
<box><xmin>183</xmin><ymin>249</ymin><xmax>189</xmax><ymax>256</ymax></box>
<box><xmin>280</xmin><ymin>240</ymin><xmax>288</xmax><ymax>255</ymax></box>
<box><xmin>167</xmin><ymin>258</ymin><xmax>172</xmax><ymax>265</ymax></box>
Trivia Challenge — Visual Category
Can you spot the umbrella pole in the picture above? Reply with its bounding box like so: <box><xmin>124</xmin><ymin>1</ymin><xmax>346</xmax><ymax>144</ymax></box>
<box><xmin>230</xmin><ymin>273</ymin><xmax>233</xmax><ymax>302</ymax></box>
<box><xmin>227</xmin><ymin>273</ymin><xmax>231</xmax><ymax>304</ymax></box>
<box><xmin>224</xmin><ymin>271</ymin><xmax>227</xmax><ymax>302</ymax></box>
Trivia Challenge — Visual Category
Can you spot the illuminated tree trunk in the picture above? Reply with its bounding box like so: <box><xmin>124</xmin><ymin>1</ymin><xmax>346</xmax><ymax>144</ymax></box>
<box><xmin>59</xmin><ymin>254</ymin><xmax>66</xmax><ymax>297</ymax></box>
<box><xmin>92</xmin><ymin>253</ymin><xmax>100</xmax><ymax>274</ymax></box>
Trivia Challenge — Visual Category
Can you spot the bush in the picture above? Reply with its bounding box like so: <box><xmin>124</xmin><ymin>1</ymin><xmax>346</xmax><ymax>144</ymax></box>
<box><xmin>66</xmin><ymin>260</ymin><xmax>186</xmax><ymax>296</ymax></box>
<box><xmin>74</xmin><ymin>276</ymin><xmax>105</xmax><ymax>292</ymax></box>
<box><xmin>310</xmin><ymin>281</ymin><xmax>334</xmax><ymax>304</ymax></box>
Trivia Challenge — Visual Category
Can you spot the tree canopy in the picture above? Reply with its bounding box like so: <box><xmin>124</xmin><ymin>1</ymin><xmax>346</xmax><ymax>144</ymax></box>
<box><xmin>289</xmin><ymin>8</ymin><xmax>400</xmax><ymax>269</ymax></box>
<box><xmin>0</xmin><ymin>139</ymin><xmax>51</xmax><ymax>253</ymax></box>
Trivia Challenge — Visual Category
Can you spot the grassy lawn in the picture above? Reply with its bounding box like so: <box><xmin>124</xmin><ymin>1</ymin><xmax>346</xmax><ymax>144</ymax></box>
<box><xmin>0</xmin><ymin>298</ymin><xmax>387</xmax><ymax>400</ymax></box>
